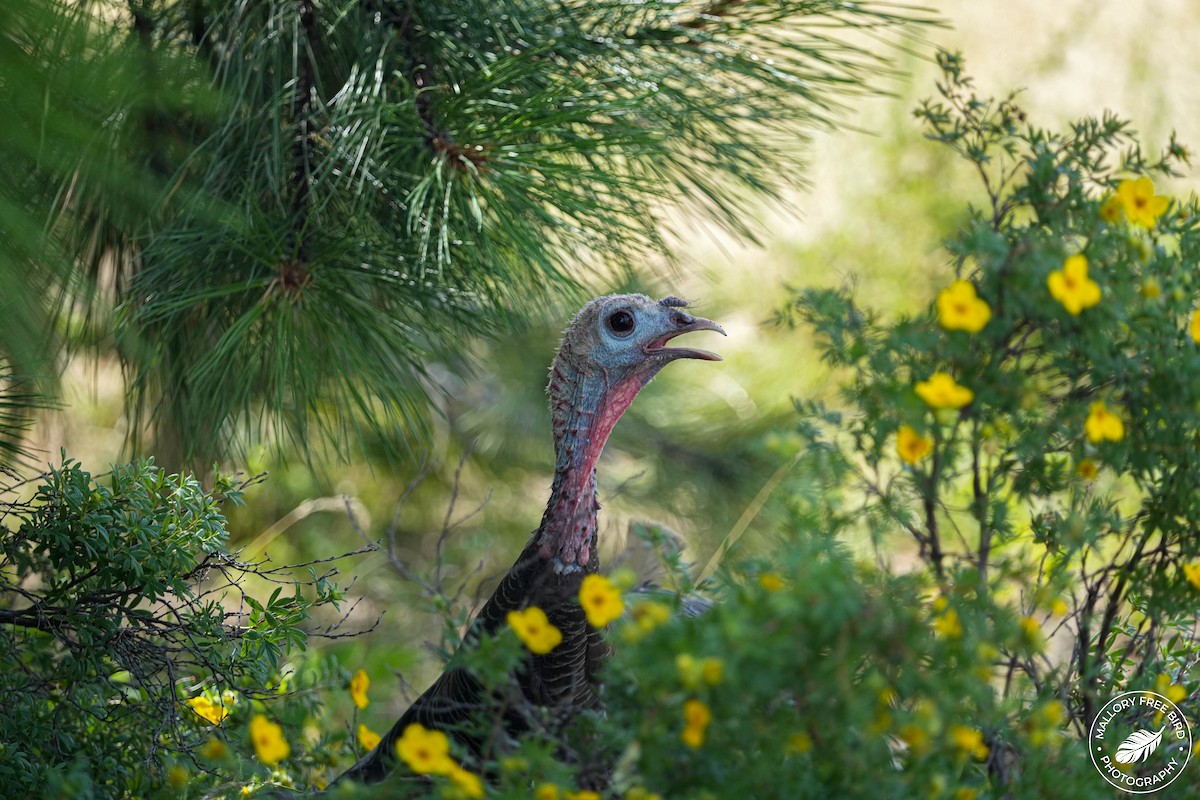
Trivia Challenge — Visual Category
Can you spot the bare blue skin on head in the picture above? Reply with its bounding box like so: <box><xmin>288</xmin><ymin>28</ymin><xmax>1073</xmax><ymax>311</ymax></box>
<box><xmin>540</xmin><ymin>294</ymin><xmax>725</xmax><ymax>572</ymax></box>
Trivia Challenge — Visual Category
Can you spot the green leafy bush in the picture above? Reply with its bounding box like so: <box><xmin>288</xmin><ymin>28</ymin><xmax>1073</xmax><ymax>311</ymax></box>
<box><xmin>0</xmin><ymin>458</ymin><xmax>358</xmax><ymax>797</ymax></box>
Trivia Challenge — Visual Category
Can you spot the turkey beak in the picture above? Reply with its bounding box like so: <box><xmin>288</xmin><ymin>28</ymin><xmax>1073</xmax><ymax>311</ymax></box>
<box><xmin>646</xmin><ymin>311</ymin><xmax>726</xmax><ymax>362</ymax></box>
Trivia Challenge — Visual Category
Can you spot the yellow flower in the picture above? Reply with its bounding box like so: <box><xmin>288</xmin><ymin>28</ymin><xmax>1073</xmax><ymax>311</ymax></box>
<box><xmin>624</xmin><ymin>600</ymin><xmax>671</xmax><ymax>643</ymax></box>
<box><xmin>758</xmin><ymin>571</ymin><xmax>786</xmax><ymax>592</ymax></box>
<box><xmin>936</xmin><ymin>280</ymin><xmax>991</xmax><ymax>333</ymax></box>
<box><xmin>1076</xmin><ymin>458</ymin><xmax>1098</xmax><ymax>480</ymax></box>
<box><xmin>948</xmin><ymin>724</ymin><xmax>989</xmax><ymax>760</ymax></box>
<box><xmin>241</xmin><ymin>787</ymin><xmax>253</xmax><ymax>798</ymax></box>
<box><xmin>249</xmin><ymin>715</ymin><xmax>290</xmax><ymax>766</ymax></box>
<box><xmin>1190</xmin><ymin>309</ymin><xmax>1200</xmax><ymax>344</ymax></box>
<box><xmin>898</xmin><ymin>723</ymin><xmax>931</xmax><ymax>756</ymax></box>
<box><xmin>701</xmin><ymin>657</ymin><xmax>724</xmax><ymax>686</ymax></box>
<box><xmin>608</xmin><ymin>566</ymin><xmax>638</xmax><ymax>591</ymax></box>
<box><xmin>1085</xmin><ymin>401</ymin><xmax>1124</xmax><ymax>443</ymax></box>
<box><xmin>677</xmin><ymin>653</ymin><xmax>721</xmax><ymax>690</ymax></box>
<box><xmin>1183</xmin><ymin>562</ymin><xmax>1200</xmax><ymax>591</ymax></box>
<box><xmin>676</xmin><ymin>653</ymin><xmax>700</xmax><ymax>689</ymax></box>
<box><xmin>395</xmin><ymin>723</ymin><xmax>454</xmax><ymax>775</ymax></box>
<box><xmin>565</xmin><ymin>792</ymin><xmax>601</xmax><ymax>800</ymax></box>
<box><xmin>349</xmin><ymin>668</ymin><xmax>370</xmax><ymax>710</ymax></box>
<box><xmin>1155</xmin><ymin>674</ymin><xmax>1188</xmax><ymax>704</ymax></box>
<box><xmin>500</xmin><ymin>756</ymin><xmax>528</xmax><ymax>774</ymax></box>
<box><xmin>1048</xmin><ymin>254</ymin><xmax>1102</xmax><ymax>315</ymax></box>
<box><xmin>357</xmin><ymin>723</ymin><xmax>381</xmax><ymax>752</ymax></box>
<box><xmin>535</xmin><ymin>784</ymin><xmax>561</xmax><ymax>800</ymax></box>
<box><xmin>448</xmin><ymin>765</ymin><xmax>485</xmax><ymax>799</ymax></box>
<box><xmin>168</xmin><ymin>764</ymin><xmax>188</xmax><ymax>788</ymax></box>
<box><xmin>681</xmin><ymin>726</ymin><xmax>705</xmax><ymax>749</ymax></box>
<box><xmin>915</xmin><ymin>372</ymin><xmax>974</xmax><ymax>410</ymax></box>
<box><xmin>632</xmin><ymin>600</ymin><xmax>671</xmax><ymax>628</ymax></box>
<box><xmin>681</xmin><ymin>699</ymin><xmax>712</xmax><ymax>749</ymax></box>
<box><xmin>199</xmin><ymin>736</ymin><xmax>228</xmax><ymax>760</ymax></box>
<box><xmin>624</xmin><ymin>788</ymin><xmax>662</xmax><ymax>800</ymax></box>
<box><xmin>932</xmin><ymin>608</ymin><xmax>962</xmax><ymax>638</ymax></box>
<box><xmin>309</xmin><ymin>769</ymin><xmax>329</xmax><ymax>791</ymax></box>
<box><xmin>579</xmin><ymin>574</ymin><xmax>624</xmax><ymax>628</ymax></box>
<box><xmin>187</xmin><ymin>696</ymin><xmax>230</xmax><ymax>726</ymax></box>
<box><xmin>954</xmin><ymin>789</ymin><xmax>978</xmax><ymax>800</ymax></box>
<box><xmin>896</xmin><ymin>425</ymin><xmax>932</xmax><ymax>465</ymax></box>
<box><xmin>1100</xmin><ymin>194</ymin><xmax>1124</xmax><ymax>223</ymax></box>
<box><xmin>1019</xmin><ymin>615</ymin><xmax>1045</xmax><ymax>652</ymax></box>
<box><xmin>507</xmin><ymin>606</ymin><xmax>563</xmax><ymax>654</ymax></box>
<box><xmin>1116</xmin><ymin>177</ymin><xmax>1170</xmax><ymax>228</ymax></box>
<box><xmin>787</xmin><ymin>732</ymin><xmax>813</xmax><ymax>754</ymax></box>
<box><xmin>1037</xmin><ymin>700</ymin><xmax>1066</xmax><ymax>728</ymax></box>
<box><xmin>1051</xmin><ymin>598</ymin><xmax>1069</xmax><ymax>616</ymax></box>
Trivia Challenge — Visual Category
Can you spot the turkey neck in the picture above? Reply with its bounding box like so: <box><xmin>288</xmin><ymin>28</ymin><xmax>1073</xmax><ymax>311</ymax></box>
<box><xmin>539</xmin><ymin>356</ymin><xmax>650</xmax><ymax>571</ymax></box>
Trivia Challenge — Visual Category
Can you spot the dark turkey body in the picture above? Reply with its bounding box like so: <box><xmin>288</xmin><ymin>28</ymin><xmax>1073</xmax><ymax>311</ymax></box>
<box><xmin>337</xmin><ymin>535</ymin><xmax>608</xmax><ymax>785</ymax></box>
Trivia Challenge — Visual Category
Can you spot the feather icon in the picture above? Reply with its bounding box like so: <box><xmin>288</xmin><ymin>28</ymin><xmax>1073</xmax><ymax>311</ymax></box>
<box><xmin>1115</xmin><ymin>727</ymin><xmax>1165</xmax><ymax>764</ymax></box>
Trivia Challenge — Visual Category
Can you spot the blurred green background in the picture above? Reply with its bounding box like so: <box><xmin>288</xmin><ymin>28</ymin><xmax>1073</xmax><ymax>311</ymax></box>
<box><xmin>21</xmin><ymin>0</ymin><xmax>1200</xmax><ymax>725</ymax></box>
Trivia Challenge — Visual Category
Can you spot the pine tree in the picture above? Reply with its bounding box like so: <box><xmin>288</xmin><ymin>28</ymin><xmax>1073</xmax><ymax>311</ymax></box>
<box><xmin>0</xmin><ymin>0</ymin><xmax>932</xmax><ymax>469</ymax></box>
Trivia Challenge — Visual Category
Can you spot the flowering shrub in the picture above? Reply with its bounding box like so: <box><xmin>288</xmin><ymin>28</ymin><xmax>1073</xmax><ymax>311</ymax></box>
<box><xmin>769</xmin><ymin>50</ymin><xmax>1200</xmax><ymax>796</ymax></box>
<box><xmin>0</xmin><ymin>458</ymin><xmax>362</xmax><ymax>797</ymax></box>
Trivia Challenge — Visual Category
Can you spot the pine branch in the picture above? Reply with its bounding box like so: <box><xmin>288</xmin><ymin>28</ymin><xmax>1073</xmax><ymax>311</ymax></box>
<box><xmin>289</xmin><ymin>0</ymin><xmax>318</xmax><ymax>266</ymax></box>
<box><xmin>5</xmin><ymin>0</ymin><xmax>936</xmax><ymax>469</ymax></box>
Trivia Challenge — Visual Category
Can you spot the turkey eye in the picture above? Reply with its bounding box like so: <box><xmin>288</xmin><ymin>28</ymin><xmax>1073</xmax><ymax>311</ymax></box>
<box><xmin>607</xmin><ymin>310</ymin><xmax>635</xmax><ymax>336</ymax></box>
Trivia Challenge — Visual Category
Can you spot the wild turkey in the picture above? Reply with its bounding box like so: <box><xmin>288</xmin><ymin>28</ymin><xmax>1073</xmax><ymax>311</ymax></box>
<box><xmin>337</xmin><ymin>293</ymin><xmax>723</xmax><ymax>785</ymax></box>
